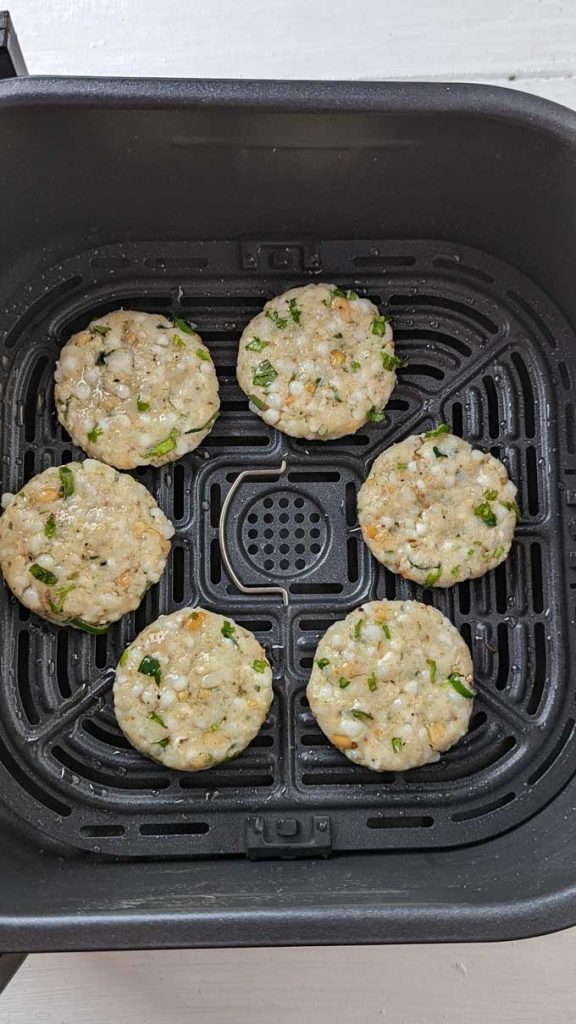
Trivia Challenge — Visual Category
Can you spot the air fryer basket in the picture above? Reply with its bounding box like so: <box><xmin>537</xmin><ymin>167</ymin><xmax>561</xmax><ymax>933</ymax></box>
<box><xmin>1</xmin><ymin>63</ymin><xmax>576</xmax><ymax>950</ymax></box>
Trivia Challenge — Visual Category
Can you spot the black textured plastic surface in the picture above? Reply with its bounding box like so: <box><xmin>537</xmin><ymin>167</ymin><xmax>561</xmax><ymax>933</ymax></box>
<box><xmin>0</xmin><ymin>237</ymin><xmax>573</xmax><ymax>859</ymax></box>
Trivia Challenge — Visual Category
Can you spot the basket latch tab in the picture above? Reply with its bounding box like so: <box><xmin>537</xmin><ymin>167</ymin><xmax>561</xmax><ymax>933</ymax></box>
<box><xmin>246</xmin><ymin>814</ymin><xmax>332</xmax><ymax>859</ymax></box>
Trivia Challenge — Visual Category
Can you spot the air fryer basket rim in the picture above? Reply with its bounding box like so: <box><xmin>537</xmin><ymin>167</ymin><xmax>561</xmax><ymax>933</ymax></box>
<box><xmin>2</xmin><ymin>74</ymin><xmax>576</xmax><ymax>949</ymax></box>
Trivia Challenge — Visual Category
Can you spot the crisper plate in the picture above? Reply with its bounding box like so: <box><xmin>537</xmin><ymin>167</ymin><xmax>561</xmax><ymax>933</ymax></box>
<box><xmin>0</xmin><ymin>238</ymin><xmax>574</xmax><ymax>858</ymax></box>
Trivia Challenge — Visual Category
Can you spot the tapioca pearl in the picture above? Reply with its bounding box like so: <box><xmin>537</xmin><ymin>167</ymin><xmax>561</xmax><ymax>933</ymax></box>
<box><xmin>267</xmin><ymin>393</ymin><xmax>282</xmax><ymax>410</ymax></box>
<box><xmin>74</xmin><ymin>382</ymin><xmax>91</xmax><ymax>401</ymax></box>
<box><xmin>141</xmin><ymin>685</ymin><xmax>158</xmax><ymax>706</ymax></box>
<box><xmin>415</xmin><ymin>479</ymin><xmax>426</xmax><ymax>492</ymax></box>
<box><xmin>60</xmin><ymin>351</ymin><xmax>82</xmax><ymax>375</ymax></box>
<box><xmin>159</xmin><ymin>689</ymin><xmax>176</xmax><ymax>708</ymax></box>
<box><xmin>84</xmin><ymin>366</ymin><xmax>100</xmax><ymax>385</ymax></box>
<box><xmin>351</xmin><ymin>406</ymin><xmax>365</xmax><ymax>420</ymax></box>
<box><xmin>288</xmin><ymin>380</ymin><xmax>305</xmax><ymax>396</ymax></box>
<box><xmin>301</xmin><ymin>359</ymin><xmax>316</xmax><ymax>375</ymax></box>
<box><xmin>175</xmin><ymin>437</ymin><xmax>189</xmax><ymax>457</ymax></box>
<box><xmin>316</xmin><ymin>341</ymin><xmax>330</xmax><ymax>356</ymax></box>
<box><xmin>471</xmin><ymin>449</ymin><xmax>484</xmax><ymax>461</ymax></box>
<box><xmin>23</xmin><ymin>586</ymin><xmax>41</xmax><ymax>608</ymax></box>
<box><xmin>263</xmin><ymin>408</ymin><xmax>280</xmax><ymax>425</ymax></box>
<box><xmin>338</xmin><ymin>716</ymin><xmax>365</xmax><ymax>738</ymax></box>
<box><xmin>112</xmin><ymin>382</ymin><xmax>131</xmax><ymax>399</ymax></box>
<box><xmin>35</xmin><ymin>552</ymin><xmax>55</xmax><ymax>570</ymax></box>
<box><xmin>362</xmin><ymin>623</ymin><xmax>383</xmax><ymax>643</ymax></box>
<box><xmin>1</xmin><ymin>492</ymin><xmax>15</xmax><ymax>509</ymax></box>
<box><xmin>165</xmin><ymin>673</ymin><xmax>187</xmax><ymax>692</ymax></box>
<box><xmin>403</xmin><ymin>680</ymin><xmax>419</xmax><ymax>696</ymax></box>
<box><xmin>377</xmin><ymin>651</ymin><xmax>399</xmax><ymax>680</ymax></box>
<box><xmin>155</xmin><ymin>334</ymin><xmax>170</xmax><ymax>346</ymax></box>
<box><xmin>130</xmin><ymin>681</ymin><xmax>144</xmax><ymax>698</ymax></box>
<box><xmin>106</xmin><ymin>349</ymin><xmax>133</xmax><ymax>375</ymax></box>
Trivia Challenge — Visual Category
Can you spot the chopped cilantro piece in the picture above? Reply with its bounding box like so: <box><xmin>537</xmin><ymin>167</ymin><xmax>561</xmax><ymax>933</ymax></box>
<box><xmin>146</xmin><ymin>428</ymin><xmax>177</xmax><ymax>459</ymax></box>
<box><xmin>396</xmin><ymin>461</ymin><xmax>408</xmax><ymax>470</ymax></box>
<box><xmin>221</xmin><ymin>620</ymin><xmax>239</xmax><ymax>647</ymax></box>
<box><xmin>196</xmin><ymin>347</ymin><xmax>210</xmax><ymax>361</ymax></box>
<box><xmin>367</xmin><ymin>673</ymin><xmax>378</xmax><ymax>692</ymax></box>
<box><xmin>349</xmin><ymin>360</ymin><xmax>361</xmax><ymax>372</ymax></box>
<box><xmin>137</xmin><ymin>398</ymin><xmax>150</xmax><ymax>412</ymax></box>
<box><xmin>252</xmin><ymin>360</ymin><xmax>278</xmax><ymax>388</ymax></box>
<box><xmin>91</xmin><ymin>324</ymin><xmax>110</xmax><ymax>336</ymax></box>
<box><xmin>380</xmin><ymin>350</ymin><xmax>403</xmax><ymax>371</ymax></box>
<box><xmin>149</xmin><ymin>712</ymin><xmax>167</xmax><ymax>728</ymax></box>
<box><xmin>118</xmin><ymin>650</ymin><xmax>129</xmax><ymax>667</ymax></box>
<box><xmin>392</xmin><ymin>737</ymin><xmax>405</xmax><ymax>753</ymax></box>
<box><xmin>350</xmin><ymin>709</ymin><xmax>374</xmax><ymax>721</ymax></box>
<box><xmin>59</xmin><ymin>466</ymin><xmax>74</xmax><ymax>498</ymax></box>
<box><xmin>185</xmin><ymin>410</ymin><xmax>220</xmax><ymax>433</ymax></box>
<box><xmin>474</xmin><ymin>501</ymin><xmax>497</xmax><ymax>528</ymax></box>
<box><xmin>288</xmin><ymin>297</ymin><xmax>302</xmax><ymax>324</ymax></box>
<box><xmin>138</xmin><ymin>655</ymin><xmax>162</xmax><ymax>686</ymax></box>
<box><xmin>96</xmin><ymin>350</ymin><xmax>113</xmax><ymax>365</ymax></box>
<box><xmin>371</xmin><ymin>314</ymin><xmax>390</xmax><ymax>336</ymax></box>
<box><xmin>265</xmin><ymin>309</ymin><xmax>288</xmax><ymax>329</ymax></box>
<box><xmin>246</xmin><ymin>337</ymin><xmax>268</xmax><ymax>352</ymax></box>
<box><xmin>70</xmin><ymin>618</ymin><xmax>109</xmax><ymax>634</ymax></box>
<box><xmin>44</xmin><ymin>514</ymin><xmax>56</xmax><ymax>539</ymax></box>
<box><xmin>174</xmin><ymin>317</ymin><xmax>195</xmax><ymax>334</ymax></box>
<box><xmin>493</xmin><ymin>545</ymin><xmax>505</xmax><ymax>559</ymax></box>
<box><xmin>155</xmin><ymin>738</ymin><xmax>170</xmax><ymax>750</ymax></box>
<box><xmin>426</xmin><ymin>658</ymin><xmax>437</xmax><ymax>684</ymax></box>
<box><xmin>451</xmin><ymin>565</ymin><xmax>461</xmax><ymax>578</ymax></box>
<box><xmin>29</xmin><ymin>563</ymin><xmax>58</xmax><ymax>585</ymax></box>
<box><xmin>47</xmin><ymin>582</ymin><xmax>76</xmax><ymax>615</ymax></box>
<box><xmin>433</xmin><ymin>446</ymin><xmax>448</xmax><ymax>458</ymax></box>
<box><xmin>339</xmin><ymin>677</ymin><xmax>351</xmax><ymax>689</ymax></box>
<box><xmin>380</xmin><ymin>622</ymin><xmax>392</xmax><ymax>639</ymax></box>
<box><xmin>484</xmin><ymin>488</ymin><xmax>498</xmax><ymax>500</ymax></box>
<box><xmin>501</xmin><ymin>499</ymin><xmax>521</xmax><ymax>521</ymax></box>
<box><xmin>210</xmin><ymin>721</ymin><xmax>222</xmax><ymax>732</ymax></box>
<box><xmin>447</xmin><ymin>673</ymin><xmax>475</xmax><ymax>699</ymax></box>
<box><xmin>424</xmin><ymin>565</ymin><xmax>442</xmax><ymax>587</ymax></box>
<box><xmin>425</xmin><ymin>423</ymin><xmax>449</xmax><ymax>439</ymax></box>
<box><xmin>248</xmin><ymin>393</ymin><xmax>268</xmax><ymax>411</ymax></box>
<box><xmin>87</xmin><ymin>426</ymin><xmax>103</xmax><ymax>443</ymax></box>
<box><xmin>252</xmin><ymin>659</ymin><xmax>267</xmax><ymax>673</ymax></box>
<box><xmin>367</xmin><ymin>406</ymin><xmax>387</xmax><ymax>423</ymax></box>
<box><xmin>316</xmin><ymin>658</ymin><xmax>330</xmax><ymax>669</ymax></box>
<box><xmin>354</xmin><ymin>620</ymin><xmax>363</xmax><ymax>639</ymax></box>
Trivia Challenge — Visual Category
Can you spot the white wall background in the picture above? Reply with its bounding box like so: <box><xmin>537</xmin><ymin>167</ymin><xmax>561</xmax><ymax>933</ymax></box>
<box><xmin>2</xmin><ymin>1</ymin><xmax>576</xmax><ymax>1022</ymax></box>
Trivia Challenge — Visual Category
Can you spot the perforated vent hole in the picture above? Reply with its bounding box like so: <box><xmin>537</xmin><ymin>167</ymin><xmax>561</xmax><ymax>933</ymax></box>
<box><xmin>240</xmin><ymin>489</ymin><xmax>329</xmax><ymax>577</ymax></box>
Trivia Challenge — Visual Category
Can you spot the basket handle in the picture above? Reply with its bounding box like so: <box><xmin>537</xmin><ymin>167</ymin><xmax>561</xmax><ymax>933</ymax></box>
<box><xmin>0</xmin><ymin>12</ymin><xmax>27</xmax><ymax>78</ymax></box>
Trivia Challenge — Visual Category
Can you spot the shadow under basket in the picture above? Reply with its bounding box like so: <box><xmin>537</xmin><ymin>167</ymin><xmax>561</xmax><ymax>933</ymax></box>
<box><xmin>1</xmin><ymin>74</ymin><xmax>576</xmax><ymax>951</ymax></box>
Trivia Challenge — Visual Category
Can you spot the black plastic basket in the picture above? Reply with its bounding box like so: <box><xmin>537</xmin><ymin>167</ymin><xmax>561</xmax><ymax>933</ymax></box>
<box><xmin>2</xmin><ymin>12</ymin><xmax>576</xmax><ymax>973</ymax></box>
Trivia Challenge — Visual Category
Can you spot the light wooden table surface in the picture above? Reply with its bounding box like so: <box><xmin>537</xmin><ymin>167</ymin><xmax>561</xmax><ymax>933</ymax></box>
<box><xmin>2</xmin><ymin>0</ymin><xmax>576</xmax><ymax>1020</ymax></box>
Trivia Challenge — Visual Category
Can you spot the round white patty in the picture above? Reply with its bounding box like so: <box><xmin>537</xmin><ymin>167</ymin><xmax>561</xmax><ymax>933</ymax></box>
<box><xmin>55</xmin><ymin>310</ymin><xmax>220</xmax><ymax>469</ymax></box>
<box><xmin>307</xmin><ymin>600</ymin><xmax>474</xmax><ymax>771</ymax></box>
<box><xmin>358</xmin><ymin>428</ymin><xmax>519</xmax><ymax>587</ymax></box>
<box><xmin>236</xmin><ymin>283</ymin><xmax>398</xmax><ymax>440</ymax></box>
<box><xmin>0</xmin><ymin>460</ymin><xmax>174</xmax><ymax>629</ymax></box>
<box><xmin>114</xmin><ymin>608</ymin><xmax>274</xmax><ymax>771</ymax></box>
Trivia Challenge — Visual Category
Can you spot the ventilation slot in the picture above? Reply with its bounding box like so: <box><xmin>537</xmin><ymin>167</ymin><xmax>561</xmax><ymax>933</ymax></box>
<box><xmin>483</xmin><ymin>374</ymin><xmax>500</xmax><ymax>438</ymax></box>
<box><xmin>0</xmin><ymin>734</ymin><xmax>71</xmax><ymax>816</ymax></box>
<box><xmin>17</xmin><ymin>630</ymin><xmax>39</xmax><ymax>725</ymax></box>
<box><xmin>80</xmin><ymin>824</ymin><xmax>126</xmax><ymax>837</ymax></box>
<box><xmin>496</xmin><ymin>623</ymin><xmax>509</xmax><ymax>690</ymax></box>
<box><xmin>432</xmin><ymin>256</ymin><xmax>494</xmax><ymax>283</ymax></box>
<box><xmin>452</xmin><ymin>791</ymin><xmax>515</xmax><ymax>822</ymax></box>
<box><xmin>353</xmin><ymin>254</ymin><xmax>416</xmax><ymax>267</ymax></box>
<box><xmin>526</xmin><ymin>447</ymin><xmax>539</xmax><ymax>515</ymax></box>
<box><xmin>506</xmin><ymin>289</ymin><xmax>556</xmax><ymax>348</ymax></box>
<box><xmin>367</xmin><ymin>815</ymin><xmax>433</xmax><ymax>829</ymax></box>
<box><xmin>530</xmin><ymin>543</ymin><xmax>544</xmax><ymax>613</ymax></box>
<box><xmin>528</xmin><ymin>718</ymin><xmax>576</xmax><ymax>785</ymax></box>
<box><xmin>388</xmin><ymin>294</ymin><xmax>498</xmax><ymax>334</ymax></box>
<box><xmin>51</xmin><ymin>745</ymin><xmax>171</xmax><ymax>790</ymax></box>
<box><xmin>56</xmin><ymin>629</ymin><xmax>71</xmax><ymax>699</ymax></box>
<box><xmin>139</xmin><ymin>821</ymin><xmax>209</xmax><ymax>836</ymax></box>
<box><xmin>5</xmin><ymin>277</ymin><xmax>83</xmax><ymax>349</ymax></box>
<box><xmin>527</xmin><ymin>623</ymin><xmax>547</xmax><ymax>715</ymax></box>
